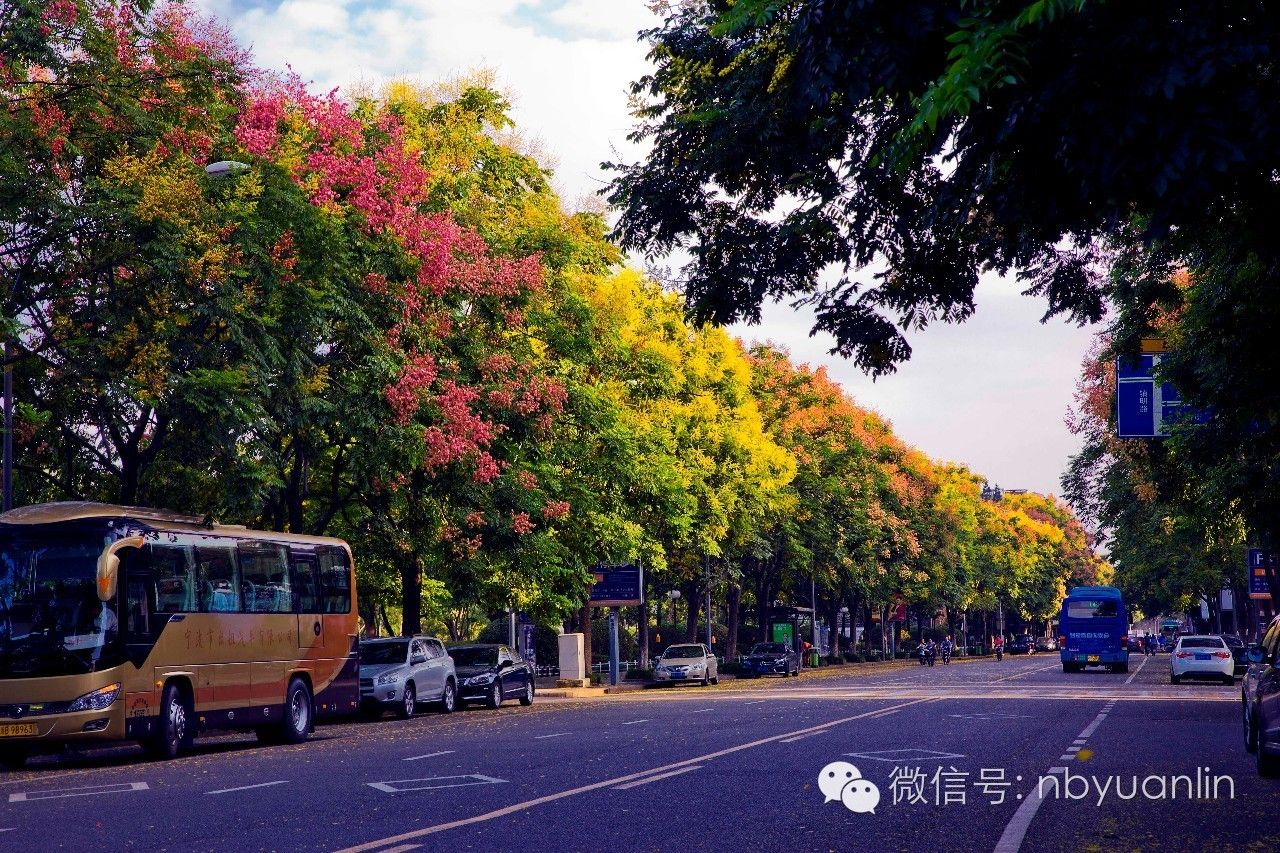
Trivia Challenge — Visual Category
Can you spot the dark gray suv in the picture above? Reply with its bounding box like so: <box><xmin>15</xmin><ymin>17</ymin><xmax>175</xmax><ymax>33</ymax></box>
<box><xmin>1242</xmin><ymin>615</ymin><xmax>1280</xmax><ymax>777</ymax></box>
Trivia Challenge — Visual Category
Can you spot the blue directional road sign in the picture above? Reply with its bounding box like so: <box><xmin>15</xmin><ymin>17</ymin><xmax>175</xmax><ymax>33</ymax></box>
<box><xmin>1248</xmin><ymin>549</ymin><xmax>1276</xmax><ymax>600</ymax></box>
<box><xmin>1116</xmin><ymin>351</ymin><xmax>1207</xmax><ymax>438</ymax></box>
<box><xmin>588</xmin><ymin>563</ymin><xmax>643</xmax><ymax>606</ymax></box>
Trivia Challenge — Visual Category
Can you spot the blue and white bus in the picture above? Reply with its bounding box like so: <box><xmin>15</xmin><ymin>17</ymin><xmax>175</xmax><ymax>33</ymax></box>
<box><xmin>1059</xmin><ymin>586</ymin><xmax>1130</xmax><ymax>673</ymax></box>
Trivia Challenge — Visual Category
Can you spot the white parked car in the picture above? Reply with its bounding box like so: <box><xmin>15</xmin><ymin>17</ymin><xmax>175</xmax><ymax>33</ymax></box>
<box><xmin>1169</xmin><ymin>635</ymin><xmax>1234</xmax><ymax>685</ymax></box>
<box><xmin>654</xmin><ymin>643</ymin><xmax>719</xmax><ymax>686</ymax></box>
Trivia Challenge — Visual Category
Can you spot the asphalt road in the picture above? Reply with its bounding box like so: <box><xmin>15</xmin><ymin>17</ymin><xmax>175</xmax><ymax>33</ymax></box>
<box><xmin>0</xmin><ymin>652</ymin><xmax>1270</xmax><ymax>852</ymax></box>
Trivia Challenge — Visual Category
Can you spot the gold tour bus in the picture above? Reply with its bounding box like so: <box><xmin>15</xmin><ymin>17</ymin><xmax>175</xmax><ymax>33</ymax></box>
<box><xmin>0</xmin><ymin>502</ymin><xmax>359</xmax><ymax>768</ymax></box>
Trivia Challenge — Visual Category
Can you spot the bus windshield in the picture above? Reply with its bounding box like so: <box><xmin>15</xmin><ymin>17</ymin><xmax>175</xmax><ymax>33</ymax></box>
<box><xmin>0</xmin><ymin>529</ymin><xmax>122</xmax><ymax>678</ymax></box>
<box><xmin>1065</xmin><ymin>598</ymin><xmax>1122</xmax><ymax>619</ymax></box>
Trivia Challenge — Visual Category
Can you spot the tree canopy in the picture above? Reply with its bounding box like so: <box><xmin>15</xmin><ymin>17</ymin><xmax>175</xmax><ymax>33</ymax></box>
<box><xmin>609</xmin><ymin>1</ymin><xmax>1280</xmax><ymax>375</ymax></box>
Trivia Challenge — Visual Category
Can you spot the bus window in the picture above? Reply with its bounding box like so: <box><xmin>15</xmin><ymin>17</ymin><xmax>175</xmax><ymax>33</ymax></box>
<box><xmin>239</xmin><ymin>543</ymin><xmax>291</xmax><ymax>613</ymax></box>
<box><xmin>151</xmin><ymin>544</ymin><xmax>197</xmax><ymax>613</ymax></box>
<box><xmin>1066</xmin><ymin>598</ymin><xmax>1120</xmax><ymax>619</ymax></box>
<box><xmin>196</xmin><ymin>544</ymin><xmax>241</xmax><ymax>613</ymax></box>
<box><xmin>318</xmin><ymin>549</ymin><xmax>351</xmax><ymax>614</ymax></box>
<box><xmin>125</xmin><ymin>576</ymin><xmax>150</xmax><ymax>638</ymax></box>
<box><xmin>293</xmin><ymin>553</ymin><xmax>320</xmax><ymax>613</ymax></box>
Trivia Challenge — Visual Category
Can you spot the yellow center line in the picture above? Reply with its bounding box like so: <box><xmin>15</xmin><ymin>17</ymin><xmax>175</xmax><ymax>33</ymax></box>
<box><xmin>332</xmin><ymin>698</ymin><xmax>934</xmax><ymax>853</ymax></box>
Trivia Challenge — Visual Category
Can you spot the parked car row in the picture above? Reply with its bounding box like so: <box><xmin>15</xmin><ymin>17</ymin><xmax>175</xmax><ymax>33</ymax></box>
<box><xmin>358</xmin><ymin>639</ymin><xmax>534</xmax><ymax>718</ymax></box>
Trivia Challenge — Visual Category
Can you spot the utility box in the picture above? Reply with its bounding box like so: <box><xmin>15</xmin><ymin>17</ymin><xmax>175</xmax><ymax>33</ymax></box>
<box><xmin>557</xmin><ymin>632</ymin><xmax>588</xmax><ymax>687</ymax></box>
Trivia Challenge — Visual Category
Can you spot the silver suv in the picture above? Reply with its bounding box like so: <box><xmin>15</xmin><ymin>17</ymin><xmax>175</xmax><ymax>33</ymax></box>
<box><xmin>359</xmin><ymin>636</ymin><xmax>457</xmax><ymax>717</ymax></box>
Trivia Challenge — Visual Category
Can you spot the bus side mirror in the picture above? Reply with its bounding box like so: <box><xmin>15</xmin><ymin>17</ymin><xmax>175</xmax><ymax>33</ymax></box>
<box><xmin>1247</xmin><ymin>645</ymin><xmax>1264</xmax><ymax>665</ymax></box>
<box><xmin>97</xmin><ymin>536</ymin><xmax>145</xmax><ymax>602</ymax></box>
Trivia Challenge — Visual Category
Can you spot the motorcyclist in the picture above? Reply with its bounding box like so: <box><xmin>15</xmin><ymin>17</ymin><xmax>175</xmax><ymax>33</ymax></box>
<box><xmin>993</xmin><ymin>634</ymin><xmax>1004</xmax><ymax>661</ymax></box>
<box><xmin>941</xmin><ymin>635</ymin><xmax>953</xmax><ymax>664</ymax></box>
<box><xmin>916</xmin><ymin>639</ymin><xmax>929</xmax><ymax>665</ymax></box>
<box><xmin>925</xmin><ymin>638</ymin><xmax>937</xmax><ymax>666</ymax></box>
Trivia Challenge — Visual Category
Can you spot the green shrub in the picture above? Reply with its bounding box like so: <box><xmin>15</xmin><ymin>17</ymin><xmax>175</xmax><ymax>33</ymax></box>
<box><xmin>625</xmin><ymin>668</ymin><xmax>654</xmax><ymax>681</ymax></box>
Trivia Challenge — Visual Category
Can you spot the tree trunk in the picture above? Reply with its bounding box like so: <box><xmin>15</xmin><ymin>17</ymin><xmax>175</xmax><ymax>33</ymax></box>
<box><xmin>358</xmin><ymin>597</ymin><xmax>377</xmax><ymax>638</ymax></box>
<box><xmin>827</xmin><ymin>598</ymin><xmax>841</xmax><ymax>659</ymax></box>
<box><xmin>725</xmin><ymin>583</ymin><xmax>741</xmax><ymax>659</ymax></box>
<box><xmin>684</xmin><ymin>578</ymin><xmax>700</xmax><ymax>642</ymax></box>
<box><xmin>400</xmin><ymin>556</ymin><xmax>422</xmax><ymax>636</ymax></box>
<box><xmin>378</xmin><ymin>602</ymin><xmax>395</xmax><ymax>637</ymax></box>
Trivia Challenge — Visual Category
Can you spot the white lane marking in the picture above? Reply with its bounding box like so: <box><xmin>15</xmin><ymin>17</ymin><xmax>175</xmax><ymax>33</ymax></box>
<box><xmin>376</xmin><ymin>845</ymin><xmax>421</xmax><ymax>853</ymax></box>
<box><xmin>0</xmin><ymin>828</ymin><xmax>15</xmax><ymax>833</ymax></box>
<box><xmin>989</xmin><ymin>662</ymin><xmax>1061</xmax><ymax>684</ymax></box>
<box><xmin>1078</xmin><ymin>711</ymin><xmax>1110</xmax><ymax>739</ymax></box>
<box><xmin>744</xmin><ymin>700</ymin><xmax>768</xmax><ymax>705</ymax></box>
<box><xmin>336</xmin><ymin>699</ymin><xmax>931</xmax><ymax>853</ymax></box>
<box><xmin>994</xmin><ymin>767</ymin><xmax>1071</xmax><ymax>853</ymax></box>
<box><xmin>779</xmin><ymin>730</ymin><xmax>828</xmax><ymax>743</ymax></box>
<box><xmin>1066</xmin><ymin>746</ymin><xmax>1082</xmax><ymax>752</ymax></box>
<box><xmin>10</xmin><ymin>782</ymin><xmax>148</xmax><ymax>803</ymax></box>
<box><xmin>533</xmin><ymin>733</ymin><xmax>570</xmax><ymax>740</ymax></box>
<box><xmin>402</xmin><ymin>751</ymin><xmax>454</xmax><ymax>762</ymax></box>
<box><xmin>691</xmin><ymin>708</ymin><xmax>715</xmax><ymax>714</ymax></box>
<box><xmin>996</xmin><ymin>705</ymin><xmax>1112</xmax><ymax>853</ymax></box>
<box><xmin>206</xmin><ymin>780</ymin><xmax>288</xmax><ymax>795</ymax></box>
<box><xmin>366</xmin><ymin>775</ymin><xmax>506</xmax><ymax>794</ymax></box>
<box><xmin>620</xmin><ymin>719</ymin><xmax>649</xmax><ymax>725</ymax></box>
<box><xmin>611</xmin><ymin>766</ymin><xmax>703</xmax><ymax>790</ymax></box>
<box><xmin>1072</xmin><ymin>739</ymin><xmax>1087</xmax><ymax>745</ymax></box>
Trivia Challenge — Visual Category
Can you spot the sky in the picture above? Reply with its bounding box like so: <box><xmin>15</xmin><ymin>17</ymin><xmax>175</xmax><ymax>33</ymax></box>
<box><xmin>194</xmin><ymin>0</ymin><xmax>1100</xmax><ymax>497</ymax></box>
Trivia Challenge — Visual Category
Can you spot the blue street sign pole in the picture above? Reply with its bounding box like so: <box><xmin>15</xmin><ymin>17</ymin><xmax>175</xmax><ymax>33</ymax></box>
<box><xmin>608</xmin><ymin>608</ymin><xmax>620</xmax><ymax>687</ymax></box>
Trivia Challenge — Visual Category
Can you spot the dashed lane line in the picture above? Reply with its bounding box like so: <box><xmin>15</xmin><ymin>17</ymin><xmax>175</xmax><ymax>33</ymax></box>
<box><xmin>402</xmin><ymin>751</ymin><xmax>454</xmax><ymax>762</ymax></box>
<box><xmin>620</xmin><ymin>719</ymin><xmax>650</xmax><ymax>726</ymax></box>
<box><xmin>533</xmin><ymin>733</ymin><xmax>571</xmax><ymax>740</ymax></box>
<box><xmin>334</xmin><ymin>698</ymin><xmax>932</xmax><ymax>853</ymax></box>
<box><xmin>993</xmin><ymin>700</ymin><xmax>1114</xmax><ymax>853</ymax></box>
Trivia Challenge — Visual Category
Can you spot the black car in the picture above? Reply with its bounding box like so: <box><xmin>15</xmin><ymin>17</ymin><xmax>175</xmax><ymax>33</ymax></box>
<box><xmin>742</xmin><ymin>642</ymin><xmax>799</xmax><ymax>677</ymax></box>
<box><xmin>1243</xmin><ymin>615</ymin><xmax>1280</xmax><ymax>777</ymax></box>
<box><xmin>1221</xmin><ymin>633</ymin><xmax>1248</xmax><ymax>676</ymax></box>
<box><xmin>449</xmin><ymin>644</ymin><xmax>535</xmax><ymax>709</ymax></box>
<box><xmin>1009</xmin><ymin>635</ymin><xmax>1034</xmax><ymax>655</ymax></box>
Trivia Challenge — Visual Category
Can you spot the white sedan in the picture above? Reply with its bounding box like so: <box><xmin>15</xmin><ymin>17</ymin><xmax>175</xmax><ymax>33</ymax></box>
<box><xmin>1169</xmin><ymin>635</ymin><xmax>1235</xmax><ymax>685</ymax></box>
<box><xmin>653</xmin><ymin>643</ymin><xmax>719</xmax><ymax>686</ymax></box>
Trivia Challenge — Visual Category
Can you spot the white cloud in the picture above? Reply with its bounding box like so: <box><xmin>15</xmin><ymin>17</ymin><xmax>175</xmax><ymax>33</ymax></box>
<box><xmin>197</xmin><ymin>0</ymin><xmax>656</xmax><ymax>205</ymax></box>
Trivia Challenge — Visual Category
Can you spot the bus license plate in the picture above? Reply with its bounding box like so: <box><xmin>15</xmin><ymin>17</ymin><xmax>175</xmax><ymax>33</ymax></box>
<box><xmin>1087</xmin><ymin>655</ymin><xmax>1100</xmax><ymax>663</ymax></box>
<box><xmin>0</xmin><ymin>724</ymin><xmax>36</xmax><ymax>737</ymax></box>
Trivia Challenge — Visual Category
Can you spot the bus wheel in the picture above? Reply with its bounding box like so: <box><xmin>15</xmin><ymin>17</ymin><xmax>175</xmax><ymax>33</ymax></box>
<box><xmin>148</xmin><ymin>683</ymin><xmax>192</xmax><ymax>760</ymax></box>
<box><xmin>280</xmin><ymin>678</ymin><xmax>312</xmax><ymax>744</ymax></box>
<box><xmin>0</xmin><ymin>745</ymin><xmax>30</xmax><ymax>770</ymax></box>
